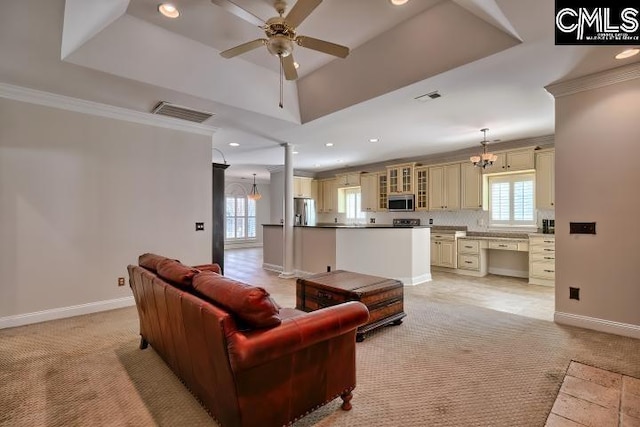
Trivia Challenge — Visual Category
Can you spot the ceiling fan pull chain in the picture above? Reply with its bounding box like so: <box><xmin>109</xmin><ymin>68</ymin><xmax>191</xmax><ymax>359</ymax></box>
<box><xmin>279</xmin><ymin>55</ymin><xmax>284</xmax><ymax>108</ymax></box>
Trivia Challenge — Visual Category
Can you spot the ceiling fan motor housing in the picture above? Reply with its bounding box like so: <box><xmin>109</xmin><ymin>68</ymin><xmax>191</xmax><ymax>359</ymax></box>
<box><xmin>265</xmin><ymin>17</ymin><xmax>296</xmax><ymax>57</ymax></box>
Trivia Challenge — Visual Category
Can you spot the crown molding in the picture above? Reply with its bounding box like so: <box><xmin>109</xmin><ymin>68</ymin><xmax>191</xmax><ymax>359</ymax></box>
<box><xmin>545</xmin><ymin>63</ymin><xmax>640</xmax><ymax>98</ymax></box>
<box><xmin>0</xmin><ymin>82</ymin><xmax>217</xmax><ymax>136</ymax></box>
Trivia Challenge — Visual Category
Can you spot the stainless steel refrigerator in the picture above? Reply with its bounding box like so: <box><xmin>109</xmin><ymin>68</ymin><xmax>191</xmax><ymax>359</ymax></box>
<box><xmin>294</xmin><ymin>198</ymin><xmax>316</xmax><ymax>226</ymax></box>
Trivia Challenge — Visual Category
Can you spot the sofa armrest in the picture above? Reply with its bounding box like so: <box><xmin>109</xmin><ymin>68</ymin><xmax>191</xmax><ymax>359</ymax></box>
<box><xmin>227</xmin><ymin>301</ymin><xmax>369</xmax><ymax>372</ymax></box>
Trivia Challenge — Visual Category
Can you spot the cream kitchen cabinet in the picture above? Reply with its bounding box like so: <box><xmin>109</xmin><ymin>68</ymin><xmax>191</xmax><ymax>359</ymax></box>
<box><xmin>457</xmin><ymin>238</ymin><xmax>488</xmax><ymax>276</ymax></box>
<box><xmin>415</xmin><ymin>166</ymin><xmax>428</xmax><ymax>210</ymax></box>
<box><xmin>536</xmin><ymin>149</ymin><xmax>555</xmax><ymax>209</ymax></box>
<box><xmin>377</xmin><ymin>172</ymin><xmax>388</xmax><ymax>211</ymax></box>
<box><xmin>431</xmin><ymin>231</ymin><xmax>463</xmax><ymax>269</ymax></box>
<box><xmin>487</xmin><ymin>149</ymin><xmax>535</xmax><ymax>173</ymax></box>
<box><xmin>317</xmin><ymin>179</ymin><xmax>337</xmax><ymax>213</ymax></box>
<box><xmin>360</xmin><ymin>173</ymin><xmax>378</xmax><ymax>212</ymax></box>
<box><xmin>336</xmin><ymin>172</ymin><xmax>361</xmax><ymax>188</ymax></box>
<box><xmin>387</xmin><ymin>163</ymin><xmax>414</xmax><ymax>194</ymax></box>
<box><xmin>293</xmin><ymin>176</ymin><xmax>313</xmax><ymax>198</ymax></box>
<box><xmin>460</xmin><ymin>162</ymin><xmax>482</xmax><ymax>209</ymax></box>
<box><xmin>428</xmin><ymin>163</ymin><xmax>460</xmax><ymax>211</ymax></box>
<box><xmin>529</xmin><ymin>235</ymin><xmax>555</xmax><ymax>286</ymax></box>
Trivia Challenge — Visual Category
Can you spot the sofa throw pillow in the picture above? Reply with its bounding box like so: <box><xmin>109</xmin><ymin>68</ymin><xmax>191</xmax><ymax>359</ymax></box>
<box><xmin>139</xmin><ymin>253</ymin><xmax>172</xmax><ymax>272</ymax></box>
<box><xmin>157</xmin><ymin>259</ymin><xmax>199</xmax><ymax>288</ymax></box>
<box><xmin>193</xmin><ymin>271</ymin><xmax>281</xmax><ymax>329</ymax></box>
<box><xmin>192</xmin><ymin>263</ymin><xmax>221</xmax><ymax>275</ymax></box>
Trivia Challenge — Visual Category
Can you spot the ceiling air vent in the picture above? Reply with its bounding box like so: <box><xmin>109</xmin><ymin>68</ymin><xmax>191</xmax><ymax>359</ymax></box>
<box><xmin>151</xmin><ymin>101</ymin><xmax>214</xmax><ymax>123</ymax></box>
<box><xmin>414</xmin><ymin>91</ymin><xmax>442</xmax><ymax>102</ymax></box>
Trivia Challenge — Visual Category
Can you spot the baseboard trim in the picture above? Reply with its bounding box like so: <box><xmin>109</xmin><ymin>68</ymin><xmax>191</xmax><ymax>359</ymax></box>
<box><xmin>262</xmin><ymin>263</ymin><xmax>283</xmax><ymax>273</ymax></box>
<box><xmin>0</xmin><ymin>296</ymin><xmax>135</xmax><ymax>330</ymax></box>
<box><xmin>402</xmin><ymin>273</ymin><xmax>432</xmax><ymax>286</ymax></box>
<box><xmin>554</xmin><ymin>311</ymin><xmax>640</xmax><ymax>340</ymax></box>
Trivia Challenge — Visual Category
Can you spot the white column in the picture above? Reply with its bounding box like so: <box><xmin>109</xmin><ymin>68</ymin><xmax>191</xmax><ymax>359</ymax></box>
<box><xmin>280</xmin><ymin>143</ymin><xmax>295</xmax><ymax>278</ymax></box>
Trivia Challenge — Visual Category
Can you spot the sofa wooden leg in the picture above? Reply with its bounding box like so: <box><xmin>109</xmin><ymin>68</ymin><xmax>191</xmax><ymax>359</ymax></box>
<box><xmin>139</xmin><ymin>337</ymin><xmax>148</xmax><ymax>350</ymax></box>
<box><xmin>340</xmin><ymin>391</ymin><xmax>353</xmax><ymax>411</ymax></box>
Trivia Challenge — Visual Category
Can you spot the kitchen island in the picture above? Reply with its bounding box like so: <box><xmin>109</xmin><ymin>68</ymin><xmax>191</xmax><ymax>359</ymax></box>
<box><xmin>262</xmin><ymin>224</ymin><xmax>431</xmax><ymax>285</ymax></box>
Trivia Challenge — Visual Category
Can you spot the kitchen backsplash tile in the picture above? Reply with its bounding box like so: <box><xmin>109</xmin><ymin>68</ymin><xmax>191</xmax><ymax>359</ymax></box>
<box><xmin>317</xmin><ymin>209</ymin><xmax>555</xmax><ymax>232</ymax></box>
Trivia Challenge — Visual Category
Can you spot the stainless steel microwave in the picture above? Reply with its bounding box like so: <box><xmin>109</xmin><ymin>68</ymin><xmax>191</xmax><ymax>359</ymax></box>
<box><xmin>388</xmin><ymin>194</ymin><xmax>415</xmax><ymax>212</ymax></box>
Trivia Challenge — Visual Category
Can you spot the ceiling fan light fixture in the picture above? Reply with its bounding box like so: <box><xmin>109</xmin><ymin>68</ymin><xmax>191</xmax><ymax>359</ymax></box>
<box><xmin>389</xmin><ymin>0</ymin><xmax>410</xmax><ymax>5</ymax></box>
<box><xmin>158</xmin><ymin>3</ymin><xmax>180</xmax><ymax>18</ymax></box>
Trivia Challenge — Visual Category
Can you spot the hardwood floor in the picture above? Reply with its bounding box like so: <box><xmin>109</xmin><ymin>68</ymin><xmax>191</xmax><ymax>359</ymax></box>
<box><xmin>224</xmin><ymin>247</ymin><xmax>554</xmax><ymax>321</ymax></box>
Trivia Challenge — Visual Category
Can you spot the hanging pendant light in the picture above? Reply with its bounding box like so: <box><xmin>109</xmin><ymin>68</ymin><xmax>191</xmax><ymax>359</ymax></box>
<box><xmin>470</xmin><ymin>128</ymin><xmax>498</xmax><ymax>169</ymax></box>
<box><xmin>247</xmin><ymin>173</ymin><xmax>262</xmax><ymax>201</ymax></box>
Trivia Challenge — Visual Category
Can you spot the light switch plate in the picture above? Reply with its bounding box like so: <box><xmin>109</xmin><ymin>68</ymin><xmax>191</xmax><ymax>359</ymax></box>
<box><xmin>195</xmin><ymin>222</ymin><xmax>205</xmax><ymax>231</ymax></box>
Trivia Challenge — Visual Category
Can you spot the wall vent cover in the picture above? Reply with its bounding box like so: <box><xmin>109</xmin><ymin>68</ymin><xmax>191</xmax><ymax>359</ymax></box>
<box><xmin>151</xmin><ymin>101</ymin><xmax>214</xmax><ymax>123</ymax></box>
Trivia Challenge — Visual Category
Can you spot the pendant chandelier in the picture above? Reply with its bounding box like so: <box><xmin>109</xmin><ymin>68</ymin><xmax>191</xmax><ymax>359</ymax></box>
<box><xmin>470</xmin><ymin>128</ymin><xmax>498</xmax><ymax>169</ymax></box>
<box><xmin>247</xmin><ymin>173</ymin><xmax>262</xmax><ymax>201</ymax></box>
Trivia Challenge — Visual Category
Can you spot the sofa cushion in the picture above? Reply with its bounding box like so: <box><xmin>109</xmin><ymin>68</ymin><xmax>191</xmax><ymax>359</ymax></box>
<box><xmin>157</xmin><ymin>259</ymin><xmax>200</xmax><ymax>288</ymax></box>
<box><xmin>139</xmin><ymin>253</ymin><xmax>173</xmax><ymax>272</ymax></box>
<box><xmin>193</xmin><ymin>271</ymin><xmax>281</xmax><ymax>329</ymax></box>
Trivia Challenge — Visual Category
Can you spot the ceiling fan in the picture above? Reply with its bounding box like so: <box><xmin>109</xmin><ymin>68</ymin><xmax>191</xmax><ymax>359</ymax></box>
<box><xmin>211</xmin><ymin>0</ymin><xmax>350</xmax><ymax>107</ymax></box>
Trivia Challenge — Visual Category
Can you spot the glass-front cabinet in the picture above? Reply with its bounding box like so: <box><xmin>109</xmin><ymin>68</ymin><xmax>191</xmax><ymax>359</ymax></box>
<box><xmin>415</xmin><ymin>166</ymin><xmax>428</xmax><ymax>210</ymax></box>
<box><xmin>386</xmin><ymin>163</ymin><xmax>414</xmax><ymax>194</ymax></box>
<box><xmin>377</xmin><ymin>172</ymin><xmax>388</xmax><ymax>211</ymax></box>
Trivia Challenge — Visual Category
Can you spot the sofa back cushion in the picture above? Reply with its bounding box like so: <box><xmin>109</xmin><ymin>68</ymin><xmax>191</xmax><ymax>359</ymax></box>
<box><xmin>139</xmin><ymin>253</ymin><xmax>171</xmax><ymax>272</ymax></box>
<box><xmin>156</xmin><ymin>259</ymin><xmax>200</xmax><ymax>288</ymax></box>
<box><xmin>193</xmin><ymin>271</ymin><xmax>281</xmax><ymax>329</ymax></box>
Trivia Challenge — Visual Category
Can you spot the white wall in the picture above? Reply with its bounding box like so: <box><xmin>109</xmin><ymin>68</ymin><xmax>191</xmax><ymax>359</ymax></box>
<box><xmin>269</xmin><ymin>170</ymin><xmax>284</xmax><ymax>224</ymax></box>
<box><xmin>0</xmin><ymin>98</ymin><xmax>212</xmax><ymax>320</ymax></box>
<box><xmin>224</xmin><ymin>178</ymin><xmax>270</xmax><ymax>248</ymax></box>
<box><xmin>553</xmin><ymin>75</ymin><xmax>640</xmax><ymax>329</ymax></box>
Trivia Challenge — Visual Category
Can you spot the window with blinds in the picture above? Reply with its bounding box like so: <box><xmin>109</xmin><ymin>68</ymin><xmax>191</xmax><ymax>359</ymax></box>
<box><xmin>345</xmin><ymin>188</ymin><xmax>366</xmax><ymax>223</ymax></box>
<box><xmin>225</xmin><ymin>196</ymin><xmax>257</xmax><ymax>240</ymax></box>
<box><xmin>489</xmin><ymin>173</ymin><xmax>535</xmax><ymax>227</ymax></box>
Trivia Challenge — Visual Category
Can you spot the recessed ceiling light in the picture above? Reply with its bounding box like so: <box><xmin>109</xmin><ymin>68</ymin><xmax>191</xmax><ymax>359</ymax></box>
<box><xmin>369</xmin><ymin>138</ymin><xmax>379</xmax><ymax>143</ymax></box>
<box><xmin>615</xmin><ymin>48</ymin><xmax>639</xmax><ymax>60</ymax></box>
<box><xmin>293</xmin><ymin>151</ymin><xmax>299</xmax><ymax>154</ymax></box>
<box><xmin>158</xmin><ymin>3</ymin><xmax>180</xmax><ymax>18</ymax></box>
<box><xmin>325</xmin><ymin>143</ymin><xmax>334</xmax><ymax>147</ymax></box>
<box><xmin>389</xmin><ymin>0</ymin><xmax>409</xmax><ymax>5</ymax></box>
<box><xmin>293</xmin><ymin>62</ymin><xmax>300</xmax><ymax>69</ymax></box>
<box><xmin>336</xmin><ymin>159</ymin><xmax>343</xmax><ymax>163</ymax></box>
<box><xmin>229</xmin><ymin>142</ymin><xmax>240</xmax><ymax>147</ymax></box>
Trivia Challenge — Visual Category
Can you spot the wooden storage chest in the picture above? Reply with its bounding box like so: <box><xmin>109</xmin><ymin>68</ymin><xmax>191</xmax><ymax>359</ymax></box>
<box><xmin>296</xmin><ymin>270</ymin><xmax>406</xmax><ymax>341</ymax></box>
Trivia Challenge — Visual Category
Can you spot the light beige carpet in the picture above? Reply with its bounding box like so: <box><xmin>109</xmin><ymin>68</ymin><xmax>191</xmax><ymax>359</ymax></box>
<box><xmin>2</xmin><ymin>290</ymin><xmax>640</xmax><ymax>427</ymax></box>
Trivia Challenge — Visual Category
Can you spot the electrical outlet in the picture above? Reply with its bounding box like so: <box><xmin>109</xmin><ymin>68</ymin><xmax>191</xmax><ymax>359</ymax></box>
<box><xmin>569</xmin><ymin>287</ymin><xmax>580</xmax><ymax>300</ymax></box>
<box><xmin>118</xmin><ymin>277</ymin><xmax>125</xmax><ymax>287</ymax></box>
<box><xmin>195</xmin><ymin>222</ymin><xmax>205</xmax><ymax>231</ymax></box>
<box><xmin>429</xmin><ymin>218</ymin><xmax>433</xmax><ymax>225</ymax></box>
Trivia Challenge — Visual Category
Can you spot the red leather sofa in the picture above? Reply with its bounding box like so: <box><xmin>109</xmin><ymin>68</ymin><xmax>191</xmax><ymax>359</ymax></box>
<box><xmin>128</xmin><ymin>253</ymin><xmax>369</xmax><ymax>427</ymax></box>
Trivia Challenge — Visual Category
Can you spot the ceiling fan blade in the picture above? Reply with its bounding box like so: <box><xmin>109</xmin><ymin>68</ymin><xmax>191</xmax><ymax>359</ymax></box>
<box><xmin>285</xmin><ymin>0</ymin><xmax>322</xmax><ymax>28</ymax></box>
<box><xmin>282</xmin><ymin>55</ymin><xmax>298</xmax><ymax>81</ymax></box>
<box><xmin>296</xmin><ymin>36</ymin><xmax>349</xmax><ymax>58</ymax></box>
<box><xmin>210</xmin><ymin>0</ymin><xmax>264</xmax><ymax>27</ymax></box>
<box><xmin>220</xmin><ymin>39</ymin><xmax>267</xmax><ymax>58</ymax></box>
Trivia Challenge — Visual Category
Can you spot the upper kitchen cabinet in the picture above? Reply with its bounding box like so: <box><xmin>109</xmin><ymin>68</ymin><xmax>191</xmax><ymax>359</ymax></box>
<box><xmin>415</xmin><ymin>166</ymin><xmax>428</xmax><ymax>210</ymax></box>
<box><xmin>293</xmin><ymin>176</ymin><xmax>313</xmax><ymax>198</ymax></box>
<box><xmin>360</xmin><ymin>173</ymin><xmax>378</xmax><ymax>212</ymax></box>
<box><xmin>428</xmin><ymin>163</ymin><xmax>461</xmax><ymax>211</ymax></box>
<box><xmin>377</xmin><ymin>172</ymin><xmax>388</xmax><ymax>211</ymax></box>
<box><xmin>535</xmin><ymin>149</ymin><xmax>555</xmax><ymax>209</ymax></box>
<box><xmin>387</xmin><ymin>163</ymin><xmax>415</xmax><ymax>194</ymax></box>
<box><xmin>336</xmin><ymin>173</ymin><xmax>361</xmax><ymax>188</ymax></box>
<box><xmin>321</xmin><ymin>179</ymin><xmax>337</xmax><ymax>213</ymax></box>
<box><xmin>486</xmin><ymin>149</ymin><xmax>535</xmax><ymax>173</ymax></box>
<box><xmin>461</xmin><ymin>162</ymin><xmax>482</xmax><ymax>209</ymax></box>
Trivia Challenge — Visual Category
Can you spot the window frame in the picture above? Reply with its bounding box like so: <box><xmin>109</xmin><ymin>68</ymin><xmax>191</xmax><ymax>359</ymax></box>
<box><xmin>225</xmin><ymin>194</ymin><xmax>257</xmax><ymax>242</ymax></box>
<box><xmin>344</xmin><ymin>187</ymin><xmax>366</xmax><ymax>224</ymax></box>
<box><xmin>488</xmin><ymin>172</ymin><xmax>536</xmax><ymax>228</ymax></box>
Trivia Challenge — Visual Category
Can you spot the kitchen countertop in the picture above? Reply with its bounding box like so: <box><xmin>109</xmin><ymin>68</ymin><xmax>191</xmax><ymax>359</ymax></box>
<box><xmin>262</xmin><ymin>224</ymin><xmax>431</xmax><ymax>229</ymax></box>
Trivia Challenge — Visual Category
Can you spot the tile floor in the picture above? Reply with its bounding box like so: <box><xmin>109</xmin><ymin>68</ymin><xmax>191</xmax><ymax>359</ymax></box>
<box><xmin>224</xmin><ymin>247</ymin><xmax>640</xmax><ymax>427</ymax></box>
<box><xmin>546</xmin><ymin>362</ymin><xmax>640</xmax><ymax>427</ymax></box>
